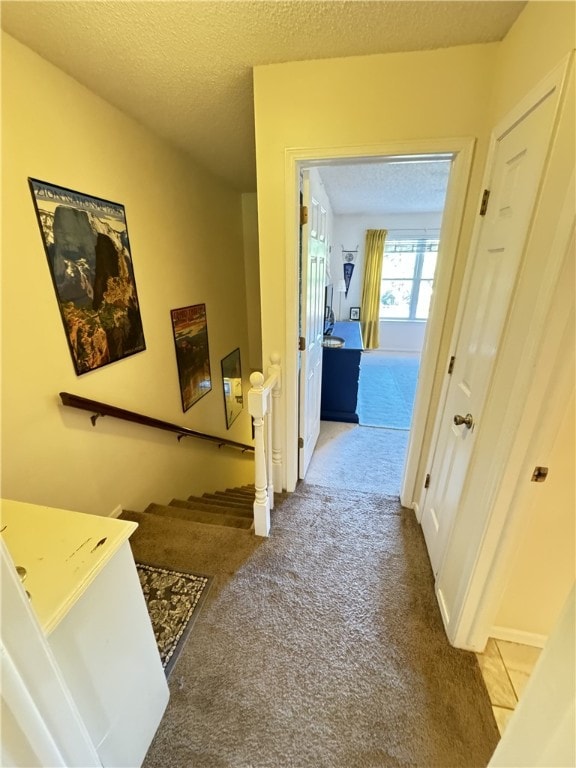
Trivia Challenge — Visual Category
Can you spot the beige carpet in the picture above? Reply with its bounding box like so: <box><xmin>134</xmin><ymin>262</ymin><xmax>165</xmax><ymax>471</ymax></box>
<box><xmin>306</xmin><ymin>421</ymin><xmax>409</xmax><ymax>496</ymax></box>
<box><xmin>134</xmin><ymin>482</ymin><xmax>499</xmax><ymax>767</ymax></box>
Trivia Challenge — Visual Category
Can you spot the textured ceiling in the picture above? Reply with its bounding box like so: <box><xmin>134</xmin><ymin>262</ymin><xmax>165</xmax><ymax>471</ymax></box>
<box><xmin>317</xmin><ymin>158</ymin><xmax>452</xmax><ymax>215</ymax></box>
<box><xmin>1</xmin><ymin>1</ymin><xmax>526</xmax><ymax>192</ymax></box>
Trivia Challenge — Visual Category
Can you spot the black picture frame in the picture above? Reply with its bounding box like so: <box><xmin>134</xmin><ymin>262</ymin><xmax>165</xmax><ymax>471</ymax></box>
<box><xmin>170</xmin><ymin>304</ymin><xmax>212</xmax><ymax>412</ymax></box>
<box><xmin>28</xmin><ymin>178</ymin><xmax>146</xmax><ymax>375</ymax></box>
<box><xmin>221</xmin><ymin>347</ymin><xmax>243</xmax><ymax>429</ymax></box>
<box><xmin>350</xmin><ymin>307</ymin><xmax>361</xmax><ymax>321</ymax></box>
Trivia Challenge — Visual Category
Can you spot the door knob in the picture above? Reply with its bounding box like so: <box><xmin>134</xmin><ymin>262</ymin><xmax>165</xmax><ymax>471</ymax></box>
<box><xmin>453</xmin><ymin>413</ymin><xmax>473</xmax><ymax>429</ymax></box>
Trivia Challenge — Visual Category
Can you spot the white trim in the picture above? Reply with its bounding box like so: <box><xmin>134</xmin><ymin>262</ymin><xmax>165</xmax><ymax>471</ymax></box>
<box><xmin>490</xmin><ymin>626</ymin><xmax>548</xmax><ymax>649</ymax></box>
<box><xmin>442</xmin><ymin>54</ymin><xmax>575</xmax><ymax>650</ymax></box>
<box><xmin>284</xmin><ymin>156</ymin><xmax>300</xmax><ymax>491</ymax></box>
<box><xmin>436</xmin><ymin>587</ymin><xmax>450</xmax><ymax>630</ymax></box>
<box><xmin>109</xmin><ymin>504</ymin><xmax>123</xmax><ymax>518</ymax></box>
<box><xmin>412</xmin><ymin>159</ymin><xmax>493</xmax><ymax>521</ymax></box>
<box><xmin>284</xmin><ymin>138</ymin><xmax>475</xmax><ymax>494</ymax></box>
<box><xmin>456</xmin><ymin>206</ymin><xmax>575</xmax><ymax>650</ymax></box>
<box><xmin>412</xmin><ymin>56</ymin><xmax>574</xmax><ymax>527</ymax></box>
<box><xmin>400</xmin><ymin>140</ymin><xmax>474</xmax><ymax>509</ymax></box>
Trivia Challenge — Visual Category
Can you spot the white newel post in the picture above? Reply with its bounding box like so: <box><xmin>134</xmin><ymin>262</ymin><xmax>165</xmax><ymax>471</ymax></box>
<box><xmin>248</xmin><ymin>356</ymin><xmax>282</xmax><ymax>537</ymax></box>
<box><xmin>248</xmin><ymin>372</ymin><xmax>271</xmax><ymax>537</ymax></box>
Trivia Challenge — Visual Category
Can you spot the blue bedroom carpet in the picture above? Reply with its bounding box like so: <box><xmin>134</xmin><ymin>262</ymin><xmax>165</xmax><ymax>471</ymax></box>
<box><xmin>357</xmin><ymin>352</ymin><xmax>420</xmax><ymax>429</ymax></box>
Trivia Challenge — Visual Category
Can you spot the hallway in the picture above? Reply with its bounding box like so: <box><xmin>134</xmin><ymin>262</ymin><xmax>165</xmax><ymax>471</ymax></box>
<box><xmin>139</xmin><ymin>467</ymin><xmax>498</xmax><ymax>767</ymax></box>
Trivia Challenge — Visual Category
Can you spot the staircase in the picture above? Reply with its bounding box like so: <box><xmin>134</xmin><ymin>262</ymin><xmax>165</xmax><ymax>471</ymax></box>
<box><xmin>145</xmin><ymin>486</ymin><xmax>257</xmax><ymax>530</ymax></box>
<box><xmin>120</xmin><ymin>486</ymin><xmax>285</xmax><ymax>584</ymax></box>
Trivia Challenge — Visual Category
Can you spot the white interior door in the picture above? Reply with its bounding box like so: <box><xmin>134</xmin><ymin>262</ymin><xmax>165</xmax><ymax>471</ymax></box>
<box><xmin>420</xmin><ymin>85</ymin><xmax>560</xmax><ymax>575</ymax></box>
<box><xmin>298</xmin><ymin>170</ymin><xmax>328</xmax><ymax>478</ymax></box>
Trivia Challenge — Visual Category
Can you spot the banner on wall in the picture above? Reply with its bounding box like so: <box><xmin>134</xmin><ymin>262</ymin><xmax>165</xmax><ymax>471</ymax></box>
<box><xmin>342</xmin><ymin>247</ymin><xmax>358</xmax><ymax>298</ymax></box>
<box><xmin>343</xmin><ymin>262</ymin><xmax>354</xmax><ymax>298</ymax></box>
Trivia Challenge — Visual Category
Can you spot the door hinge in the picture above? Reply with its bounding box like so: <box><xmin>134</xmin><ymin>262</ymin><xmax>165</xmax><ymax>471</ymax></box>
<box><xmin>298</xmin><ymin>336</ymin><xmax>306</xmax><ymax>351</ymax></box>
<box><xmin>300</xmin><ymin>205</ymin><xmax>308</xmax><ymax>226</ymax></box>
<box><xmin>298</xmin><ymin>437</ymin><xmax>304</xmax><ymax>449</ymax></box>
<box><xmin>448</xmin><ymin>355</ymin><xmax>455</xmax><ymax>375</ymax></box>
<box><xmin>479</xmin><ymin>189</ymin><xmax>490</xmax><ymax>216</ymax></box>
<box><xmin>424</xmin><ymin>473</ymin><xmax>431</xmax><ymax>489</ymax></box>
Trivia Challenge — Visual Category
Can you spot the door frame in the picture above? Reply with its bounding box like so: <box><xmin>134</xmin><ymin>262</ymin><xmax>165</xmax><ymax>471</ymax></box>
<box><xmin>284</xmin><ymin>138</ymin><xmax>475</xmax><ymax>494</ymax></box>
<box><xmin>432</xmin><ymin>54</ymin><xmax>574</xmax><ymax>649</ymax></box>
<box><xmin>298</xmin><ymin>167</ymin><xmax>329</xmax><ymax>478</ymax></box>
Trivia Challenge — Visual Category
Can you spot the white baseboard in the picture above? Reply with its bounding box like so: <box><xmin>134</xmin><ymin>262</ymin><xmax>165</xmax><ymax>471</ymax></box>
<box><xmin>109</xmin><ymin>504</ymin><xmax>123</xmax><ymax>519</ymax></box>
<box><xmin>491</xmin><ymin>625</ymin><xmax>548</xmax><ymax>648</ymax></box>
<box><xmin>436</xmin><ymin>587</ymin><xmax>450</xmax><ymax>631</ymax></box>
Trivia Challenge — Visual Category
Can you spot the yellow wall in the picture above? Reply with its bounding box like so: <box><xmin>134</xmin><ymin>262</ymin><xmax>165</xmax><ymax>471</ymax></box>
<box><xmin>495</xmin><ymin>394</ymin><xmax>575</xmax><ymax>638</ymax></box>
<box><xmin>254</xmin><ymin>43</ymin><xmax>498</xmax><ymax>488</ymax></box>
<box><xmin>490</xmin><ymin>1</ymin><xmax>576</xmax><ymax>125</ymax></box>
<box><xmin>1</xmin><ymin>33</ymin><xmax>253</xmax><ymax>516</ymax></box>
<box><xmin>241</xmin><ymin>193</ymin><xmax>263</xmax><ymax>371</ymax></box>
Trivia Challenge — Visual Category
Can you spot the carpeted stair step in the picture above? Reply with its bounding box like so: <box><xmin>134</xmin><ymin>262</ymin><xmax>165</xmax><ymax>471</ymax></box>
<box><xmin>186</xmin><ymin>495</ymin><xmax>254</xmax><ymax>517</ymax></box>
<box><xmin>220</xmin><ymin>491</ymin><xmax>255</xmax><ymax>504</ymax></box>
<box><xmin>169</xmin><ymin>497</ymin><xmax>253</xmax><ymax>522</ymax></box>
<box><xmin>201</xmin><ymin>493</ymin><xmax>253</xmax><ymax>510</ymax></box>
<box><xmin>212</xmin><ymin>491</ymin><xmax>254</xmax><ymax>507</ymax></box>
<box><xmin>223</xmin><ymin>488</ymin><xmax>256</xmax><ymax>499</ymax></box>
<box><xmin>144</xmin><ymin>502</ymin><xmax>252</xmax><ymax>530</ymax></box>
<box><xmin>120</xmin><ymin>510</ymin><xmax>261</xmax><ymax>579</ymax></box>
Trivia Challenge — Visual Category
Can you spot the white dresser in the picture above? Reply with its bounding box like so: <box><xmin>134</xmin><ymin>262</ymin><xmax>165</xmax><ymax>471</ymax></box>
<box><xmin>1</xmin><ymin>499</ymin><xmax>169</xmax><ymax>767</ymax></box>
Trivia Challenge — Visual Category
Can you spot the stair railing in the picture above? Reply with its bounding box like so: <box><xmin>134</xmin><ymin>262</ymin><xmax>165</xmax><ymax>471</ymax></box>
<box><xmin>59</xmin><ymin>392</ymin><xmax>254</xmax><ymax>452</ymax></box>
<box><xmin>248</xmin><ymin>354</ymin><xmax>282</xmax><ymax>537</ymax></box>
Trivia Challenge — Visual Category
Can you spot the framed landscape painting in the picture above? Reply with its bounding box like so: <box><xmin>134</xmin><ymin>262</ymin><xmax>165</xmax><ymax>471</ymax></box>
<box><xmin>29</xmin><ymin>178</ymin><xmax>146</xmax><ymax>375</ymax></box>
<box><xmin>170</xmin><ymin>304</ymin><xmax>212</xmax><ymax>411</ymax></box>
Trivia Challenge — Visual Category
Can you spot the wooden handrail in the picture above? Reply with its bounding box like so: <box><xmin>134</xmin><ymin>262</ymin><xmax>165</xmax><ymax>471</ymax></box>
<box><xmin>59</xmin><ymin>392</ymin><xmax>254</xmax><ymax>453</ymax></box>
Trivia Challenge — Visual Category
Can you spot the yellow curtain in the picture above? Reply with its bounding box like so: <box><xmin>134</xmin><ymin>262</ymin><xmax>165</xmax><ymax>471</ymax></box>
<box><xmin>360</xmin><ymin>229</ymin><xmax>387</xmax><ymax>349</ymax></box>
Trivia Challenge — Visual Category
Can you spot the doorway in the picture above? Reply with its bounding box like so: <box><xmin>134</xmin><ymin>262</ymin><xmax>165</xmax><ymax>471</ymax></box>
<box><xmin>295</xmin><ymin>147</ymin><xmax>470</xmax><ymax>502</ymax></box>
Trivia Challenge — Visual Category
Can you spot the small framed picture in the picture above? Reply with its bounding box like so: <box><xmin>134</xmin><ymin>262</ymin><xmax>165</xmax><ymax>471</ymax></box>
<box><xmin>350</xmin><ymin>307</ymin><xmax>361</xmax><ymax>321</ymax></box>
<box><xmin>221</xmin><ymin>347</ymin><xmax>243</xmax><ymax>429</ymax></box>
<box><xmin>170</xmin><ymin>304</ymin><xmax>212</xmax><ymax>412</ymax></box>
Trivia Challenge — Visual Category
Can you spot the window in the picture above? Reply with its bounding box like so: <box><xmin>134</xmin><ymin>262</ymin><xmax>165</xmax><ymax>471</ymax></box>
<box><xmin>380</xmin><ymin>238</ymin><xmax>439</xmax><ymax>320</ymax></box>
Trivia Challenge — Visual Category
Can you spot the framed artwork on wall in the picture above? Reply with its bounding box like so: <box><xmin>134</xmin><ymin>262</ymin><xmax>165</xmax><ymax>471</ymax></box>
<box><xmin>221</xmin><ymin>348</ymin><xmax>243</xmax><ymax>429</ymax></box>
<box><xmin>350</xmin><ymin>307</ymin><xmax>361</xmax><ymax>321</ymax></box>
<box><xmin>28</xmin><ymin>178</ymin><xmax>146</xmax><ymax>375</ymax></box>
<box><xmin>170</xmin><ymin>304</ymin><xmax>212</xmax><ymax>412</ymax></box>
